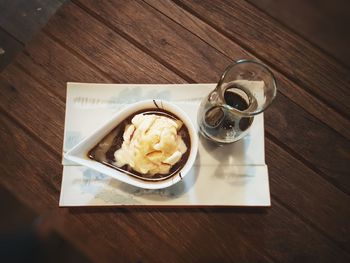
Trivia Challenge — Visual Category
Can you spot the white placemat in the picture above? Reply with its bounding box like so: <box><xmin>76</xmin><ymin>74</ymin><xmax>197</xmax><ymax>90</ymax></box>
<box><xmin>60</xmin><ymin>83</ymin><xmax>270</xmax><ymax>206</ymax></box>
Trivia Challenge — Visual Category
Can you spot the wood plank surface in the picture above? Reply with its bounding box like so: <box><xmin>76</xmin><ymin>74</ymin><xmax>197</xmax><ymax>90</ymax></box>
<box><xmin>172</xmin><ymin>0</ymin><xmax>350</xmax><ymax>117</ymax></box>
<box><xmin>247</xmin><ymin>0</ymin><xmax>350</xmax><ymax>68</ymax></box>
<box><xmin>0</xmin><ymin>65</ymin><xmax>65</xmax><ymax>153</ymax></box>
<box><xmin>16</xmin><ymin>32</ymin><xmax>112</xmax><ymax>100</ymax></box>
<box><xmin>0</xmin><ymin>105</ymin><xmax>270</xmax><ymax>262</ymax></box>
<box><xmin>1</xmin><ymin>101</ymin><xmax>349</xmax><ymax>262</ymax></box>
<box><xmin>42</xmin><ymin>5</ymin><xmax>185</xmax><ymax>84</ymax></box>
<box><xmin>143</xmin><ymin>0</ymin><xmax>350</xmax><ymax>140</ymax></box>
<box><xmin>6</xmin><ymin>4</ymin><xmax>350</xmax><ymax>251</ymax></box>
<box><xmin>0</xmin><ymin>28</ymin><xmax>23</xmax><ymax>71</ymax></box>
<box><xmin>0</xmin><ymin>0</ymin><xmax>349</xmax><ymax>262</ymax></box>
<box><xmin>1</xmin><ymin>7</ymin><xmax>348</xmax><ymax>252</ymax></box>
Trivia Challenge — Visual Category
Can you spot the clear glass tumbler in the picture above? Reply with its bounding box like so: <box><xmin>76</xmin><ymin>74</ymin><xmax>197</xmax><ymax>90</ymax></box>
<box><xmin>197</xmin><ymin>59</ymin><xmax>277</xmax><ymax>144</ymax></box>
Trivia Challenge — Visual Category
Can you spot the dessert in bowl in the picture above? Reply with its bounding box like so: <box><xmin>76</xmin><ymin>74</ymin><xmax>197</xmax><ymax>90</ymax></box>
<box><xmin>64</xmin><ymin>100</ymin><xmax>198</xmax><ymax>189</ymax></box>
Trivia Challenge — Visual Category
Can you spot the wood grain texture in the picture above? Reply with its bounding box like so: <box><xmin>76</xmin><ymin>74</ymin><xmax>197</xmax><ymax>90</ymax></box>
<box><xmin>0</xmin><ymin>65</ymin><xmax>64</xmax><ymax>153</ymax></box>
<box><xmin>247</xmin><ymin>0</ymin><xmax>350</xmax><ymax>68</ymax></box>
<box><xmin>173</xmin><ymin>0</ymin><xmax>350</xmax><ymax>118</ymax></box>
<box><xmin>10</xmin><ymin>5</ymin><xmax>350</xmax><ymax>251</ymax></box>
<box><xmin>43</xmin><ymin>3</ymin><xmax>185</xmax><ymax>84</ymax></box>
<box><xmin>73</xmin><ymin>0</ymin><xmax>224</xmax><ymax>83</ymax></box>
<box><xmin>1</xmin><ymin>1</ymin><xmax>350</xmax><ymax>262</ymax></box>
<box><xmin>16</xmin><ymin>32</ymin><xmax>112</xmax><ymax>100</ymax></box>
<box><xmin>143</xmin><ymin>0</ymin><xmax>350</xmax><ymax>140</ymax></box>
<box><xmin>0</xmin><ymin>104</ymin><xmax>270</xmax><ymax>262</ymax></box>
<box><xmin>1</xmin><ymin>102</ymin><xmax>349</xmax><ymax>262</ymax></box>
<box><xmin>0</xmin><ymin>28</ymin><xmax>23</xmax><ymax>71</ymax></box>
<box><xmin>265</xmin><ymin>94</ymin><xmax>350</xmax><ymax>193</ymax></box>
<box><xmin>266</xmin><ymin>139</ymin><xmax>350</xmax><ymax>251</ymax></box>
<box><xmin>0</xmin><ymin>109</ymin><xmax>111</xmax><ymax>262</ymax></box>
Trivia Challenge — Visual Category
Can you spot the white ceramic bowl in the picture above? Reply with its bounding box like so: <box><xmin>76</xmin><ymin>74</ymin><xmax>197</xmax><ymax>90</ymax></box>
<box><xmin>64</xmin><ymin>100</ymin><xmax>198</xmax><ymax>189</ymax></box>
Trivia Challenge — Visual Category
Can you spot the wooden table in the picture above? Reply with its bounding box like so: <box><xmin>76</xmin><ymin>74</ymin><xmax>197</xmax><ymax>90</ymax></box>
<box><xmin>1</xmin><ymin>1</ymin><xmax>349</xmax><ymax>262</ymax></box>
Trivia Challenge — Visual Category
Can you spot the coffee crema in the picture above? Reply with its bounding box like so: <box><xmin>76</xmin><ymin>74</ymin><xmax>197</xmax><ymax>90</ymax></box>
<box><xmin>88</xmin><ymin>109</ymin><xmax>191</xmax><ymax>181</ymax></box>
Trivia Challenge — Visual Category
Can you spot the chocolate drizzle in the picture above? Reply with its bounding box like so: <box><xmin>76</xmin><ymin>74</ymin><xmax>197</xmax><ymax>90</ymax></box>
<box><xmin>152</xmin><ymin>99</ymin><xmax>160</xmax><ymax>109</ymax></box>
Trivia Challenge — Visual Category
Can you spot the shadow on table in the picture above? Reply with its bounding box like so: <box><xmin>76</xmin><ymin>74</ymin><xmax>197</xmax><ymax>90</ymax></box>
<box><xmin>0</xmin><ymin>186</ymin><xmax>89</xmax><ymax>263</ymax></box>
<box><xmin>68</xmin><ymin>206</ymin><xmax>269</xmax><ymax>215</ymax></box>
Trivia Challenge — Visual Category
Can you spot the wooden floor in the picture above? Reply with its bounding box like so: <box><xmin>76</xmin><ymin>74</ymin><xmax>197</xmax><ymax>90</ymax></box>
<box><xmin>248</xmin><ymin>0</ymin><xmax>350</xmax><ymax>68</ymax></box>
<box><xmin>1</xmin><ymin>0</ymin><xmax>350</xmax><ymax>70</ymax></box>
<box><xmin>0</xmin><ymin>0</ymin><xmax>349</xmax><ymax>262</ymax></box>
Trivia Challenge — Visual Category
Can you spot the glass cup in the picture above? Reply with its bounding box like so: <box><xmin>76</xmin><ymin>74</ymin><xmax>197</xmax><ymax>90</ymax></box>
<box><xmin>197</xmin><ymin>59</ymin><xmax>277</xmax><ymax>144</ymax></box>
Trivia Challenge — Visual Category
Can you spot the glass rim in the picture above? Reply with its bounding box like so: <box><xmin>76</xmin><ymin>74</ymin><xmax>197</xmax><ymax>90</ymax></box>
<box><xmin>216</xmin><ymin>59</ymin><xmax>277</xmax><ymax>117</ymax></box>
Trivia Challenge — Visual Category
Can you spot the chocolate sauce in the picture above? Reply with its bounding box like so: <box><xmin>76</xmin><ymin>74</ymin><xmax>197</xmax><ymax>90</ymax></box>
<box><xmin>88</xmin><ymin>109</ymin><xmax>191</xmax><ymax>181</ymax></box>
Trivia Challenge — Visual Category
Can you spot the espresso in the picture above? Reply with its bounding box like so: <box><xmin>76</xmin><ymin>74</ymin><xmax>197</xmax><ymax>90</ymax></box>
<box><xmin>224</xmin><ymin>91</ymin><xmax>249</xmax><ymax>111</ymax></box>
<box><xmin>223</xmin><ymin>88</ymin><xmax>253</xmax><ymax>132</ymax></box>
<box><xmin>88</xmin><ymin>109</ymin><xmax>191</xmax><ymax>181</ymax></box>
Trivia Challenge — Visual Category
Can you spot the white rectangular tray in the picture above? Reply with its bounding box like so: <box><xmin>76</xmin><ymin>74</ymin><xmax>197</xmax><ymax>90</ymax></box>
<box><xmin>60</xmin><ymin>83</ymin><xmax>270</xmax><ymax>206</ymax></box>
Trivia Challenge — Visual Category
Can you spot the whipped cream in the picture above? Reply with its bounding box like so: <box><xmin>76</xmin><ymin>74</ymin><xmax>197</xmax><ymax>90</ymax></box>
<box><xmin>114</xmin><ymin>113</ymin><xmax>187</xmax><ymax>175</ymax></box>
